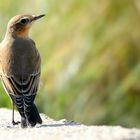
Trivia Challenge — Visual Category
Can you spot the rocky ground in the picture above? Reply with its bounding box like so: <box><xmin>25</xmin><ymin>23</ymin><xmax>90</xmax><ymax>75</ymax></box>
<box><xmin>0</xmin><ymin>108</ymin><xmax>139</xmax><ymax>140</ymax></box>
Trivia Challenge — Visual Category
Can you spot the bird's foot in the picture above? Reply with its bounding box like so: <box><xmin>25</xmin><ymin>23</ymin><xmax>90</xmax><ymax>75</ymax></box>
<box><xmin>12</xmin><ymin>120</ymin><xmax>20</xmax><ymax>125</ymax></box>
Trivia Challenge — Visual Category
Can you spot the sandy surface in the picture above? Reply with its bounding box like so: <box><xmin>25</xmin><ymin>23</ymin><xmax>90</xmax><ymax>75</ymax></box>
<box><xmin>0</xmin><ymin>108</ymin><xmax>139</xmax><ymax>140</ymax></box>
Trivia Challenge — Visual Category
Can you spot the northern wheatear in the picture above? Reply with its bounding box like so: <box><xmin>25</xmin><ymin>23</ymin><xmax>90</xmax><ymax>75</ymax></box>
<box><xmin>0</xmin><ymin>14</ymin><xmax>45</xmax><ymax>128</ymax></box>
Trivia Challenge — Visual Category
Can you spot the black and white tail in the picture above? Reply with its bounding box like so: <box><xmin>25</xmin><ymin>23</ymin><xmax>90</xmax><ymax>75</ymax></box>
<box><xmin>24</xmin><ymin>94</ymin><xmax>42</xmax><ymax>126</ymax></box>
<box><xmin>2</xmin><ymin>74</ymin><xmax>42</xmax><ymax>128</ymax></box>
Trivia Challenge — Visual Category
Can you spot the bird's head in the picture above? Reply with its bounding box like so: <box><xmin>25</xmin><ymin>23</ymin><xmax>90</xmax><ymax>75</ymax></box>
<box><xmin>6</xmin><ymin>14</ymin><xmax>45</xmax><ymax>38</ymax></box>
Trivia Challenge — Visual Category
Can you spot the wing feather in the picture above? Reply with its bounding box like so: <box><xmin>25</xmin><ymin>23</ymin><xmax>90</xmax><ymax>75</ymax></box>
<box><xmin>0</xmin><ymin>38</ymin><xmax>41</xmax><ymax>97</ymax></box>
<box><xmin>1</xmin><ymin>72</ymin><xmax>40</xmax><ymax>96</ymax></box>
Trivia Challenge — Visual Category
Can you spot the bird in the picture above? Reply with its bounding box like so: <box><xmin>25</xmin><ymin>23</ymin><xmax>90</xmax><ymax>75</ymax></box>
<box><xmin>0</xmin><ymin>14</ymin><xmax>45</xmax><ymax>128</ymax></box>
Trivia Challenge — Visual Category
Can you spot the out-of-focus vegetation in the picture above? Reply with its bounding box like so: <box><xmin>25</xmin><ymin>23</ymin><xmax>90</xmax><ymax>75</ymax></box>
<box><xmin>0</xmin><ymin>0</ymin><xmax>140</xmax><ymax>128</ymax></box>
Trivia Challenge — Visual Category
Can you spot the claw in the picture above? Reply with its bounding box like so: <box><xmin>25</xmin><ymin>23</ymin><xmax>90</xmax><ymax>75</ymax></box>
<box><xmin>12</xmin><ymin>120</ymin><xmax>20</xmax><ymax>125</ymax></box>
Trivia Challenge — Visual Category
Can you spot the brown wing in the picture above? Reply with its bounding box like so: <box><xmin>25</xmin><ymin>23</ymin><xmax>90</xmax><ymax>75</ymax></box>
<box><xmin>0</xmin><ymin>38</ymin><xmax>41</xmax><ymax>97</ymax></box>
<box><xmin>1</xmin><ymin>71</ymin><xmax>40</xmax><ymax>96</ymax></box>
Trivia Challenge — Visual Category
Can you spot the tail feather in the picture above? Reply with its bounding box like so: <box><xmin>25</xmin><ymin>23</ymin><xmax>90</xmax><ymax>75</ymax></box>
<box><xmin>10</xmin><ymin>94</ymin><xmax>42</xmax><ymax>127</ymax></box>
<box><xmin>24</xmin><ymin>94</ymin><xmax>42</xmax><ymax>127</ymax></box>
<box><xmin>25</xmin><ymin>103</ymin><xmax>42</xmax><ymax>127</ymax></box>
<box><xmin>31</xmin><ymin>104</ymin><xmax>42</xmax><ymax>124</ymax></box>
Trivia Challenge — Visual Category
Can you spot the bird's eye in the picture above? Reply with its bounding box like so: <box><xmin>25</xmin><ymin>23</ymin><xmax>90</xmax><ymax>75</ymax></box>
<box><xmin>20</xmin><ymin>18</ymin><xmax>29</xmax><ymax>25</ymax></box>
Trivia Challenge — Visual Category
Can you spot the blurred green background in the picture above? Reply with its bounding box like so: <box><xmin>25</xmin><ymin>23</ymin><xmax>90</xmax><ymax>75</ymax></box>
<box><xmin>0</xmin><ymin>0</ymin><xmax>140</xmax><ymax>128</ymax></box>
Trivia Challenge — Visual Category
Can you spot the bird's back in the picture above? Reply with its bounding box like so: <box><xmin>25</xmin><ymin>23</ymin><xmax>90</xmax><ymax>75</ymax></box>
<box><xmin>0</xmin><ymin>37</ymin><xmax>40</xmax><ymax>79</ymax></box>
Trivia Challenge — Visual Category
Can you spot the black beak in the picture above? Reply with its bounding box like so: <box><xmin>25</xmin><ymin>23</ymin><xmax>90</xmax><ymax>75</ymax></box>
<box><xmin>31</xmin><ymin>14</ymin><xmax>45</xmax><ymax>22</ymax></box>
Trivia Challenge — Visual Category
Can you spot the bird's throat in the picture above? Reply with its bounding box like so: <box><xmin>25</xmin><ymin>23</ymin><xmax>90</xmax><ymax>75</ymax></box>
<box><xmin>16</xmin><ymin>28</ymin><xmax>29</xmax><ymax>38</ymax></box>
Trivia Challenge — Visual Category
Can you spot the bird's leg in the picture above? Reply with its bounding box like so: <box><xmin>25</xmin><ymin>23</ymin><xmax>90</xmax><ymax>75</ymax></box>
<box><xmin>12</xmin><ymin>102</ymin><xmax>15</xmax><ymax>124</ymax></box>
<box><xmin>10</xmin><ymin>95</ymin><xmax>26</xmax><ymax>127</ymax></box>
<box><xmin>12</xmin><ymin>102</ymin><xmax>20</xmax><ymax>125</ymax></box>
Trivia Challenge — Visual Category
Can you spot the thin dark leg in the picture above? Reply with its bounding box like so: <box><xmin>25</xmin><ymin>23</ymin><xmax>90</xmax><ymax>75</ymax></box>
<box><xmin>10</xmin><ymin>95</ymin><xmax>27</xmax><ymax>128</ymax></box>
<box><xmin>12</xmin><ymin>102</ymin><xmax>20</xmax><ymax>125</ymax></box>
<box><xmin>12</xmin><ymin>102</ymin><xmax>15</xmax><ymax>124</ymax></box>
